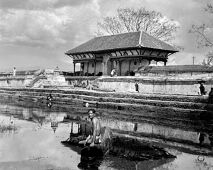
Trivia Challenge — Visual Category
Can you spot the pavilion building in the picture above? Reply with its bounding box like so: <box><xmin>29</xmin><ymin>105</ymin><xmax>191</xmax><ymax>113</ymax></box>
<box><xmin>65</xmin><ymin>31</ymin><xmax>178</xmax><ymax>76</ymax></box>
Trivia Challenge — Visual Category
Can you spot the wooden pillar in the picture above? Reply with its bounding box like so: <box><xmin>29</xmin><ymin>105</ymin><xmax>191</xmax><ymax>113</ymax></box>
<box><xmin>87</xmin><ymin>62</ymin><xmax>89</xmax><ymax>76</ymax></box>
<box><xmin>82</xmin><ymin>62</ymin><xmax>84</xmax><ymax>75</ymax></box>
<box><xmin>71</xmin><ymin>122</ymin><xmax>73</xmax><ymax>134</ymax></box>
<box><xmin>73</xmin><ymin>62</ymin><xmax>76</xmax><ymax>76</ymax></box>
<box><xmin>139</xmin><ymin>58</ymin><xmax>142</xmax><ymax>66</ymax></box>
<box><xmin>119</xmin><ymin>60</ymin><xmax>122</xmax><ymax>76</ymax></box>
<box><xmin>129</xmin><ymin>60</ymin><xmax>131</xmax><ymax>73</ymax></box>
<box><xmin>164</xmin><ymin>60</ymin><xmax>167</xmax><ymax>66</ymax></box>
<box><xmin>94</xmin><ymin>60</ymin><xmax>96</xmax><ymax>76</ymax></box>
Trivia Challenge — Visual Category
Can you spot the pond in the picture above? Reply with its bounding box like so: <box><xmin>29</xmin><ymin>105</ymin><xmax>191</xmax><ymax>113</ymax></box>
<box><xmin>0</xmin><ymin>99</ymin><xmax>212</xmax><ymax>170</ymax></box>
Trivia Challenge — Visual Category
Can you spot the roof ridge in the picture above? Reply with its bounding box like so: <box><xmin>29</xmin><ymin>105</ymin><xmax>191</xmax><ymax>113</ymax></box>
<box><xmin>95</xmin><ymin>31</ymin><xmax>140</xmax><ymax>38</ymax></box>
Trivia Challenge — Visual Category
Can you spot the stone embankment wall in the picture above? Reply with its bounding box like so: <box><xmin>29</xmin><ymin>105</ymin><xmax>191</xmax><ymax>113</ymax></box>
<box><xmin>64</xmin><ymin>66</ymin><xmax>213</xmax><ymax>95</ymax></box>
<box><xmin>0</xmin><ymin>77</ymin><xmax>28</xmax><ymax>87</ymax></box>
<box><xmin>65</xmin><ymin>76</ymin><xmax>98</xmax><ymax>89</ymax></box>
<box><xmin>0</xmin><ymin>69</ymin><xmax>68</xmax><ymax>88</ymax></box>
<box><xmin>97</xmin><ymin>77</ymin><xmax>213</xmax><ymax>95</ymax></box>
<box><xmin>1</xmin><ymin>65</ymin><xmax>213</xmax><ymax>96</ymax></box>
<box><xmin>1</xmin><ymin>74</ymin><xmax>212</xmax><ymax>96</ymax></box>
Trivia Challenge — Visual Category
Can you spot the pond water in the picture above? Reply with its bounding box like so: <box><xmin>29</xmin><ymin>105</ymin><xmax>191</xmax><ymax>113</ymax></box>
<box><xmin>0</xmin><ymin>100</ymin><xmax>213</xmax><ymax>170</ymax></box>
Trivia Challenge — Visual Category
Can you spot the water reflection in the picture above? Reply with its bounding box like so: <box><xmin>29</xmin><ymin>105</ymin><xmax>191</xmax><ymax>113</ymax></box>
<box><xmin>101</xmin><ymin>118</ymin><xmax>213</xmax><ymax>150</ymax></box>
<box><xmin>50</xmin><ymin>121</ymin><xmax>58</xmax><ymax>133</ymax></box>
<box><xmin>155</xmin><ymin>152</ymin><xmax>213</xmax><ymax>170</ymax></box>
<box><xmin>0</xmin><ymin>115</ymin><xmax>17</xmax><ymax>135</ymax></box>
<box><xmin>0</xmin><ymin>101</ymin><xmax>212</xmax><ymax>170</ymax></box>
<box><xmin>61</xmin><ymin>118</ymin><xmax>176</xmax><ymax>170</ymax></box>
<box><xmin>0</xmin><ymin>117</ymin><xmax>81</xmax><ymax>169</ymax></box>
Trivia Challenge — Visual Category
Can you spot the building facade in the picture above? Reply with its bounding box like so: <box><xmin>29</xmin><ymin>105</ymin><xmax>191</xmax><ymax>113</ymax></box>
<box><xmin>65</xmin><ymin>31</ymin><xmax>178</xmax><ymax>76</ymax></box>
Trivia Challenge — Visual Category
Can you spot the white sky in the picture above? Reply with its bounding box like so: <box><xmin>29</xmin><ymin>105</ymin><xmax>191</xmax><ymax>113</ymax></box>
<box><xmin>0</xmin><ymin>0</ymin><xmax>212</xmax><ymax>71</ymax></box>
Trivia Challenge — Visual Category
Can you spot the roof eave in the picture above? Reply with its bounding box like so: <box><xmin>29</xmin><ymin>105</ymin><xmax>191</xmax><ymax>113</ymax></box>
<box><xmin>65</xmin><ymin>47</ymin><xmax>140</xmax><ymax>56</ymax></box>
<box><xmin>66</xmin><ymin>46</ymin><xmax>178</xmax><ymax>56</ymax></box>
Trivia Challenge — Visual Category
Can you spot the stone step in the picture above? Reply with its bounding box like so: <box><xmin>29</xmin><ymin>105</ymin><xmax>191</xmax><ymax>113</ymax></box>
<box><xmin>2</xmin><ymin>91</ymin><xmax>210</xmax><ymax>123</ymax></box>
<box><xmin>0</xmin><ymin>90</ymin><xmax>212</xmax><ymax>118</ymax></box>
<box><xmin>0</xmin><ymin>88</ymin><xmax>209</xmax><ymax>104</ymax></box>
<box><xmin>54</xmin><ymin>93</ymin><xmax>208</xmax><ymax>110</ymax></box>
<box><xmin>0</xmin><ymin>93</ymin><xmax>212</xmax><ymax>134</ymax></box>
<box><xmin>21</xmin><ymin>92</ymin><xmax>211</xmax><ymax>111</ymax></box>
<box><xmin>0</xmin><ymin>89</ymin><xmax>209</xmax><ymax>111</ymax></box>
<box><xmin>57</xmin><ymin>90</ymin><xmax>209</xmax><ymax>104</ymax></box>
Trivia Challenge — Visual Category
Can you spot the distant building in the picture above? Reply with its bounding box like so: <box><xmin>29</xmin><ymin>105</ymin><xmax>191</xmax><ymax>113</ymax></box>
<box><xmin>65</xmin><ymin>31</ymin><xmax>178</xmax><ymax>76</ymax></box>
<box><xmin>136</xmin><ymin>65</ymin><xmax>213</xmax><ymax>77</ymax></box>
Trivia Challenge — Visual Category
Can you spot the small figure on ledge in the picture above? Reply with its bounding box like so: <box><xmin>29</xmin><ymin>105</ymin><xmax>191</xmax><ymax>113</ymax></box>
<box><xmin>135</xmin><ymin>82</ymin><xmax>139</xmax><ymax>93</ymax></box>
<box><xmin>13</xmin><ymin>67</ymin><xmax>16</xmax><ymax>77</ymax></box>
<box><xmin>110</xmin><ymin>68</ymin><xmax>117</xmax><ymax>77</ymax></box>
<box><xmin>199</xmin><ymin>83</ymin><xmax>207</xmax><ymax>95</ymax></box>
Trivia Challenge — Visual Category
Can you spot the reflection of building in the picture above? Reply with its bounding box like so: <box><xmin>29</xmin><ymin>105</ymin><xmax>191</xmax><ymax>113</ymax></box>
<box><xmin>51</xmin><ymin>121</ymin><xmax>58</xmax><ymax>133</ymax></box>
<box><xmin>65</xmin><ymin>31</ymin><xmax>178</xmax><ymax>76</ymax></box>
<box><xmin>22</xmin><ymin>108</ymin><xmax>31</xmax><ymax>119</ymax></box>
<box><xmin>70</xmin><ymin>122</ymin><xmax>80</xmax><ymax>134</ymax></box>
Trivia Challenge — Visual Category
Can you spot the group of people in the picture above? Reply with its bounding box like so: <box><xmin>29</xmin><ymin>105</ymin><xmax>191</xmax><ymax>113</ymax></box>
<box><xmin>46</xmin><ymin>94</ymin><xmax>53</xmax><ymax>108</ymax></box>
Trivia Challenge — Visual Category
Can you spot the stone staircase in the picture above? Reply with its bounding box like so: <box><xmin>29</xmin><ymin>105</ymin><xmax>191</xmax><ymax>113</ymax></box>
<box><xmin>0</xmin><ymin>88</ymin><xmax>211</xmax><ymax>124</ymax></box>
<box><xmin>0</xmin><ymin>87</ymin><xmax>212</xmax><ymax>154</ymax></box>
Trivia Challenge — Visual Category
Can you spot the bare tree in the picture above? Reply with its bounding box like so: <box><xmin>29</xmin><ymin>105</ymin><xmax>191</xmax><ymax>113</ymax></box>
<box><xmin>96</xmin><ymin>8</ymin><xmax>179</xmax><ymax>42</ymax></box>
<box><xmin>189</xmin><ymin>3</ymin><xmax>213</xmax><ymax>65</ymax></box>
<box><xmin>189</xmin><ymin>24</ymin><xmax>213</xmax><ymax>48</ymax></box>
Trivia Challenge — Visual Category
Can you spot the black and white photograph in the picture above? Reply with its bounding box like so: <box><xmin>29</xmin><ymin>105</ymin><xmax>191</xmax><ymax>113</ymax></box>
<box><xmin>0</xmin><ymin>0</ymin><xmax>212</xmax><ymax>169</ymax></box>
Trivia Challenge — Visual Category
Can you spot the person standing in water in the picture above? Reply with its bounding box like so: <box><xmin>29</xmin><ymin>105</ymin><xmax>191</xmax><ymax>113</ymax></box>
<box><xmin>81</xmin><ymin>109</ymin><xmax>101</xmax><ymax>147</ymax></box>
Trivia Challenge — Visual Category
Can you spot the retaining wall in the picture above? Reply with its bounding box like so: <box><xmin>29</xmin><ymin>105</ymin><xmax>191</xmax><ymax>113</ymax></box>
<box><xmin>97</xmin><ymin>77</ymin><xmax>213</xmax><ymax>95</ymax></box>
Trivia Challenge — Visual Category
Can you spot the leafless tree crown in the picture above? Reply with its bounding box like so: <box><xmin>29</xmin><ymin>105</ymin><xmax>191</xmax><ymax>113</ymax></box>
<box><xmin>189</xmin><ymin>3</ymin><xmax>213</xmax><ymax>48</ymax></box>
<box><xmin>96</xmin><ymin>8</ymin><xmax>179</xmax><ymax>42</ymax></box>
<box><xmin>189</xmin><ymin>3</ymin><xmax>213</xmax><ymax>65</ymax></box>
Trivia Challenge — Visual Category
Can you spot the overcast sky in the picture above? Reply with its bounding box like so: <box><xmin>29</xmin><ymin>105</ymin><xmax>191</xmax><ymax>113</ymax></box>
<box><xmin>0</xmin><ymin>0</ymin><xmax>212</xmax><ymax>71</ymax></box>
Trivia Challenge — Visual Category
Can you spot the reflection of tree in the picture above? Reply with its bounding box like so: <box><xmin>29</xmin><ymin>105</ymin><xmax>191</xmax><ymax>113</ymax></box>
<box><xmin>0</xmin><ymin>118</ymin><xmax>17</xmax><ymax>134</ymax></box>
<box><xmin>32</xmin><ymin>115</ymin><xmax>46</xmax><ymax>126</ymax></box>
<box><xmin>0</xmin><ymin>124</ymin><xmax>17</xmax><ymax>133</ymax></box>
